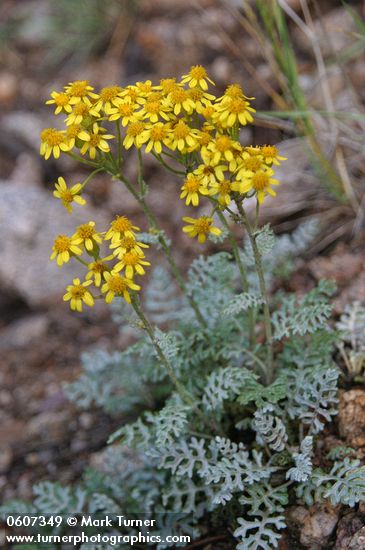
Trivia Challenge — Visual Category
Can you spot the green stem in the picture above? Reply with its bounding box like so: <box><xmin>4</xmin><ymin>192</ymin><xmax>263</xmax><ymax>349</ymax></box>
<box><xmin>236</xmin><ymin>201</ymin><xmax>274</xmax><ymax>383</ymax></box>
<box><xmin>137</xmin><ymin>149</ymin><xmax>147</xmax><ymax>196</ymax></box>
<box><xmin>215</xmin><ymin>209</ymin><xmax>248</xmax><ymax>292</ymax></box>
<box><xmin>115</xmin><ymin>121</ymin><xmax>122</xmax><ymax>169</ymax></box>
<box><xmin>152</xmin><ymin>152</ymin><xmax>186</xmax><ymax>176</ymax></box>
<box><xmin>65</xmin><ymin>151</ymin><xmax>99</xmax><ymax>168</ymax></box>
<box><xmin>113</xmin><ymin>171</ymin><xmax>207</xmax><ymax>328</ymax></box>
<box><xmin>80</xmin><ymin>167</ymin><xmax>103</xmax><ymax>189</ymax></box>
<box><xmin>131</xmin><ymin>297</ymin><xmax>211</xmax><ymax>427</ymax></box>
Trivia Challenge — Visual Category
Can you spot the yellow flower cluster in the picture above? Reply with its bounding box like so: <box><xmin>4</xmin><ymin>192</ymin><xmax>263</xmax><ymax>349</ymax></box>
<box><xmin>50</xmin><ymin>215</ymin><xmax>149</xmax><ymax>311</ymax></box>
<box><xmin>43</xmin><ymin>66</ymin><xmax>287</xmax><ymax>310</ymax></box>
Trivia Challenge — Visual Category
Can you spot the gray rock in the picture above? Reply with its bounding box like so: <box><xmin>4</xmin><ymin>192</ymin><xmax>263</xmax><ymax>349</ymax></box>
<box><xmin>0</xmin><ymin>183</ymin><xmax>108</xmax><ymax>307</ymax></box>
<box><xmin>0</xmin><ymin>314</ymin><xmax>49</xmax><ymax>350</ymax></box>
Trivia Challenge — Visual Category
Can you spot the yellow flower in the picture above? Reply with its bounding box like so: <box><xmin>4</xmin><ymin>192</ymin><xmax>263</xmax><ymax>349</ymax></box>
<box><xmin>163</xmin><ymin>85</ymin><xmax>193</xmax><ymax>116</ymax></box>
<box><xmin>46</xmin><ymin>91</ymin><xmax>72</xmax><ymax>114</ymax></box>
<box><xmin>85</xmin><ymin>255</ymin><xmax>114</xmax><ymax>287</ymax></box>
<box><xmin>94</xmin><ymin>86</ymin><xmax>123</xmax><ymax>111</ymax></box>
<box><xmin>63</xmin><ymin>278</ymin><xmax>94</xmax><ymax>312</ymax></box>
<box><xmin>79</xmin><ymin>123</ymin><xmax>114</xmax><ymax>159</ymax></box>
<box><xmin>181</xmin><ymin>65</ymin><xmax>215</xmax><ymax>90</ymax></box>
<box><xmin>50</xmin><ymin>235</ymin><xmax>82</xmax><ymax>266</ymax></box>
<box><xmin>182</xmin><ymin>216</ymin><xmax>221</xmax><ymax>243</ymax></box>
<box><xmin>53</xmin><ymin>177</ymin><xmax>86</xmax><ymax>213</ymax></box>
<box><xmin>73</xmin><ymin>221</ymin><xmax>102</xmax><ymax>252</ymax></box>
<box><xmin>140</xmin><ymin>123</ymin><xmax>170</xmax><ymax>154</ymax></box>
<box><xmin>193</xmin><ymin>163</ymin><xmax>226</xmax><ymax>186</ymax></box>
<box><xmin>64</xmin><ymin>80</ymin><xmax>98</xmax><ymax>104</ymax></box>
<box><xmin>260</xmin><ymin>145</ymin><xmax>287</xmax><ymax>166</ymax></box>
<box><xmin>234</xmin><ymin>167</ymin><xmax>280</xmax><ymax>203</ymax></box>
<box><xmin>135</xmin><ymin>80</ymin><xmax>154</xmax><ymax>97</ymax></box>
<box><xmin>110</xmin><ymin>235</ymin><xmax>149</xmax><ymax>259</ymax></box>
<box><xmin>123</xmin><ymin>121</ymin><xmax>147</xmax><ymax>149</ymax></box>
<box><xmin>40</xmin><ymin>128</ymin><xmax>70</xmax><ymax>159</ymax></box>
<box><xmin>202</xmin><ymin>135</ymin><xmax>240</xmax><ymax>165</ymax></box>
<box><xmin>180</xmin><ymin>173</ymin><xmax>210</xmax><ymax>206</ymax></box>
<box><xmin>107</xmin><ymin>101</ymin><xmax>139</xmax><ymax>126</ymax></box>
<box><xmin>114</xmin><ymin>251</ymin><xmax>150</xmax><ymax>279</ymax></box>
<box><xmin>139</xmin><ymin>99</ymin><xmax>171</xmax><ymax>123</ymax></box>
<box><xmin>187</xmin><ymin>88</ymin><xmax>215</xmax><ymax>114</ymax></box>
<box><xmin>65</xmin><ymin>124</ymin><xmax>86</xmax><ymax>149</ymax></box>
<box><xmin>65</xmin><ymin>98</ymin><xmax>100</xmax><ymax>125</ymax></box>
<box><xmin>167</xmin><ymin>120</ymin><xmax>198</xmax><ymax>152</ymax></box>
<box><xmin>214</xmin><ymin>97</ymin><xmax>256</xmax><ymax>127</ymax></box>
<box><xmin>102</xmin><ymin>271</ymin><xmax>141</xmax><ymax>304</ymax></box>
<box><xmin>209</xmin><ymin>179</ymin><xmax>235</xmax><ymax>207</ymax></box>
<box><xmin>156</xmin><ymin>78</ymin><xmax>178</xmax><ymax>94</ymax></box>
<box><xmin>216</xmin><ymin>83</ymin><xmax>252</xmax><ymax>102</ymax></box>
<box><xmin>105</xmin><ymin>216</ymin><xmax>140</xmax><ymax>243</ymax></box>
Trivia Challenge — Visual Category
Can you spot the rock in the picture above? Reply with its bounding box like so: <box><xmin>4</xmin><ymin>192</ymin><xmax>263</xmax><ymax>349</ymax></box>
<box><xmin>0</xmin><ymin>72</ymin><xmax>18</xmax><ymax>106</ymax></box>
<box><xmin>339</xmin><ymin>389</ymin><xmax>365</xmax><ymax>448</ymax></box>
<box><xmin>0</xmin><ymin>447</ymin><xmax>13</xmax><ymax>473</ymax></box>
<box><xmin>27</xmin><ymin>410</ymin><xmax>71</xmax><ymax>442</ymax></box>
<box><xmin>349</xmin><ymin>526</ymin><xmax>365</xmax><ymax>549</ymax></box>
<box><xmin>0</xmin><ymin>183</ymin><xmax>108</xmax><ymax>307</ymax></box>
<box><xmin>1</xmin><ymin>112</ymin><xmax>45</xmax><ymax>152</ymax></box>
<box><xmin>287</xmin><ymin>503</ymin><xmax>340</xmax><ymax>549</ymax></box>
<box><xmin>0</xmin><ymin>314</ymin><xmax>49</xmax><ymax>350</ymax></box>
<box><xmin>9</xmin><ymin>152</ymin><xmax>43</xmax><ymax>188</ymax></box>
<box><xmin>335</xmin><ymin>512</ymin><xmax>365</xmax><ymax>550</ymax></box>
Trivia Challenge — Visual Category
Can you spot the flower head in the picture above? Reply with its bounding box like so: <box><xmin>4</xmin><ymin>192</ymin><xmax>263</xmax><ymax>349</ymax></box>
<box><xmin>234</xmin><ymin>167</ymin><xmax>280</xmax><ymax>203</ymax></box>
<box><xmin>40</xmin><ymin>128</ymin><xmax>70</xmax><ymax>159</ymax></box>
<box><xmin>114</xmin><ymin>251</ymin><xmax>150</xmax><ymax>279</ymax></box>
<box><xmin>260</xmin><ymin>145</ymin><xmax>287</xmax><ymax>166</ymax></box>
<box><xmin>102</xmin><ymin>271</ymin><xmax>141</xmax><ymax>304</ymax></box>
<box><xmin>182</xmin><ymin>216</ymin><xmax>221</xmax><ymax>243</ymax></box>
<box><xmin>46</xmin><ymin>91</ymin><xmax>72</xmax><ymax>114</ymax></box>
<box><xmin>53</xmin><ymin>177</ymin><xmax>86</xmax><ymax>213</ymax></box>
<box><xmin>64</xmin><ymin>80</ymin><xmax>98</xmax><ymax>104</ymax></box>
<box><xmin>73</xmin><ymin>221</ymin><xmax>102</xmax><ymax>252</ymax></box>
<box><xmin>180</xmin><ymin>173</ymin><xmax>210</xmax><ymax>206</ymax></box>
<box><xmin>181</xmin><ymin>65</ymin><xmax>215</xmax><ymax>90</ymax></box>
<box><xmin>63</xmin><ymin>278</ymin><xmax>94</xmax><ymax>312</ymax></box>
<box><xmin>109</xmin><ymin>235</ymin><xmax>149</xmax><ymax>259</ymax></box>
<box><xmin>86</xmin><ymin>255</ymin><xmax>114</xmax><ymax>287</ymax></box>
<box><xmin>105</xmin><ymin>216</ymin><xmax>140</xmax><ymax>243</ymax></box>
<box><xmin>79</xmin><ymin>123</ymin><xmax>114</xmax><ymax>159</ymax></box>
<box><xmin>50</xmin><ymin>235</ymin><xmax>82</xmax><ymax>266</ymax></box>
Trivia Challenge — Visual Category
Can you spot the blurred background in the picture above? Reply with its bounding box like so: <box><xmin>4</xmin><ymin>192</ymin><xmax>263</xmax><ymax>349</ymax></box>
<box><xmin>0</xmin><ymin>0</ymin><xmax>364</xmax><ymax>504</ymax></box>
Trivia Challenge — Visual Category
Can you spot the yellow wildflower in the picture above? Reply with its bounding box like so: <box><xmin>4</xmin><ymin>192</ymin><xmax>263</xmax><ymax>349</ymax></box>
<box><xmin>53</xmin><ymin>177</ymin><xmax>86</xmax><ymax>213</ymax></box>
<box><xmin>260</xmin><ymin>145</ymin><xmax>287</xmax><ymax>166</ymax></box>
<box><xmin>73</xmin><ymin>221</ymin><xmax>102</xmax><ymax>252</ymax></box>
<box><xmin>140</xmin><ymin>123</ymin><xmax>170</xmax><ymax>154</ymax></box>
<box><xmin>114</xmin><ymin>251</ymin><xmax>150</xmax><ymax>279</ymax></box>
<box><xmin>64</xmin><ymin>80</ymin><xmax>98</xmax><ymax>104</ymax></box>
<box><xmin>109</xmin><ymin>235</ymin><xmax>149</xmax><ymax>259</ymax></box>
<box><xmin>50</xmin><ymin>235</ymin><xmax>82</xmax><ymax>266</ymax></box>
<box><xmin>156</xmin><ymin>78</ymin><xmax>178</xmax><ymax>94</ymax></box>
<box><xmin>193</xmin><ymin>163</ymin><xmax>226</xmax><ymax>186</ymax></box>
<box><xmin>210</xmin><ymin>179</ymin><xmax>235</xmax><ymax>207</ymax></box>
<box><xmin>167</xmin><ymin>120</ymin><xmax>198</xmax><ymax>152</ymax></box>
<box><xmin>65</xmin><ymin>124</ymin><xmax>86</xmax><ymax>149</ymax></box>
<box><xmin>65</xmin><ymin>98</ymin><xmax>100</xmax><ymax>126</ymax></box>
<box><xmin>40</xmin><ymin>128</ymin><xmax>70</xmax><ymax>159</ymax></box>
<box><xmin>234</xmin><ymin>167</ymin><xmax>280</xmax><ymax>203</ymax></box>
<box><xmin>135</xmin><ymin>80</ymin><xmax>154</xmax><ymax>97</ymax></box>
<box><xmin>181</xmin><ymin>65</ymin><xmax>215</xmax><ymax>90</ymax></box>
<box><xmin>187</xmin><ymin>88</ymin><xmax>215</xmax><ymax>114</ymax></box>
<box><xmin>107</xmin><ymin>101</ymin><xmax>139</xmax><ymax>126</ymax></box>
<box><xmin>102</xmin><ymin>271</ymin><xmax>141</xmax><ymax>304</ymax></box>
<box><xmin>63</xmin><ymin>278</ymin><xmax>94</xmax><ymax>312</ymax></box>
<box><xmin>46</xmin><ymin>91</ymin><xmax>72</xmax><ymax>114</ymax></box>
<box><xmin>105</xmin><ymin>216</ymin><xmax>140</xmax><ymax>243</ymax></box>
<box><xmin>180</xmin><ymin>173</ymin><xmax>210</xmax><ymax>206</ymax></box>
<box><xmin>86</xmin><ymin>255</ymin><xmax>114</xmax><ymax>287</ymax></box>
<box><xmin>202</xmin><ymin>135</ymin><xmax>240</xmax><ymax>165</ymax></box>
<box><xmin>79</xmin><ymin>123</ymin><xmax>114</xmax><ymax>159</ymax></box>
<box><xmin>123</xmin><ymin>121</ymin><xmax>147</xmax><ymax>149</ymax></box>
<box><xmin>139</xmin><ymin>99</ymin><xmax>171</xmax><ymax>123</ymax></box>
<box><xmin>214</xmin><ymin>98</ymin><xmax>255</xmax><ymax>127</ymax></box>
<box><xmin>182</xmin><ymin>216</ymin><xmax>221</xmax><ymax>243</ymax></box>
<box><xmin>165</xmin><ymin>85</ymin><xmax>194</xmax><ymax>116</ymax></box>
<box><xmin>94</xmin><ymin>86</ymin><xmax>123</xmax><ymax>111</ymax></box>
